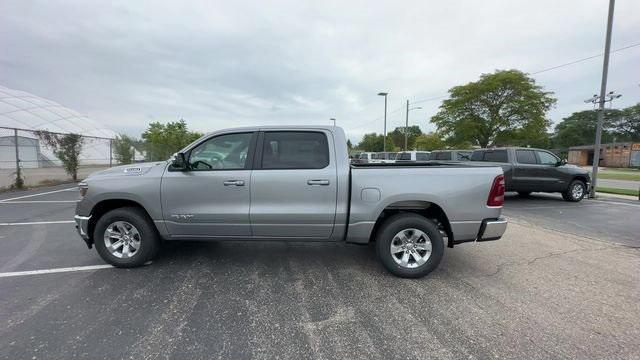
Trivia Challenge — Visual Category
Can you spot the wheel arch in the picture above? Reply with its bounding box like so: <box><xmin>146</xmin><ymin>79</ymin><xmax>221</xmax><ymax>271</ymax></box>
<box><xmin>87</xmin><ymin>199</ymin><xmax>157</xmax><ymax>245</ymax></box>
<box><xmin>369</xmin><ymin>200</ymin><xmax>454</xmax><ymax>247</ymax></box>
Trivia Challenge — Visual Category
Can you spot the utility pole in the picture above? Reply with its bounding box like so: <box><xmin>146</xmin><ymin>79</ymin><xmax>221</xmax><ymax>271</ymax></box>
<box><xmin>378</xmin><ymin>92</ymin><xmax>389</xmax><ymax>152</ymax></box>
<box><xmin>589</xmin><ymin>0</ymin><xmax>616</xmax><ymax>198</ymax></box>
<box><xmin>405</xmin><ymin>100</ymin><xmax>409</xmax><ymax>151</ymax></box>
<box><xmin>14</xmin><ymin>128</ymin><xmax>21</xmax><ymax>187</ymax></box>
<box><xmin>330</xmin><ymin>118</ymin><xmax>336</xmax><ymax>126</ymax></box>
<box><xmin>404</xmin><ymin>100</ymin><xmax>422</xmax><ymax>151</ymax></box>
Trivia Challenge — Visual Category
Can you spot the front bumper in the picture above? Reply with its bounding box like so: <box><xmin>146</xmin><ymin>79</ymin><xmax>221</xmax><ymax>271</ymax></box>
<box><xmin>476</xmin><ymin>217</ymin><xmax>507</xmax><ymax>241</ymax></box>
<box><xmin>74</xmin><ymin>215</ymin><xmax>92</xmax><ymax>248</ymax></box>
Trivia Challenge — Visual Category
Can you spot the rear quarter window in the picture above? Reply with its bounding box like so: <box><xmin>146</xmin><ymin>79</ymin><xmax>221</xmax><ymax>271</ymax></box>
<box><xmin>261</xmin><ymin>131</ymin><xmax>329</xmax><ymax>169</ymax></box>
<box><xmin>472</xmin><ymin>150</ymin><xmax>508</xmax><ymax>162</ymax></box>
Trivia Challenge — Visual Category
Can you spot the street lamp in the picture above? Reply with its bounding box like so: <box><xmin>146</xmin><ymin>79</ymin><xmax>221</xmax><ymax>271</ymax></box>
<box><xmin>330</xmin><ymin>118</ymin><xmax>336</xmax><ymax>126</ymax></box>
<box><xmin>378</xmin><ymin>92</ymin><xmax>388</xmax><ymax>152</ymax></box>
<box><xmin>405</xmin><ymin>100</ymin><xmax>422</xmax><ymax>150</ymax></box>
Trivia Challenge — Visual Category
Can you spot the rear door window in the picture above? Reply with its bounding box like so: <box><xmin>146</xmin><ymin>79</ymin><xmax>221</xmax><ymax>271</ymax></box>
<box><xmin>416</xmin><ymin>152</ymin><xmax>430</xmax><ymax>161</ymax></box>
<box><xmin>516</xmin><ymin>150</ymin><xmax>537</xmax><ymax>164</ymax></box>
<box><xmin>435</xmin><ymin>152</ymin><xmax>451</xmax><ymax>160</ymax></box>
<box><xmin>261</xmin><ymin>131</ymin><xmax>329</xmax><ymax>169</ymax></box>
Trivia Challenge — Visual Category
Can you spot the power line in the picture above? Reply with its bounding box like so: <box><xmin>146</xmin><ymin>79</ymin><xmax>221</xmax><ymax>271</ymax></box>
<box><xmin>531</xmin><ymin>42</ymin><xmax>640</xmax><ymax>75</ymax></box>
<box><xmin>345</xmin><ymin>41</ymin><xmax>640</xmax><ymax>134</ymax></box>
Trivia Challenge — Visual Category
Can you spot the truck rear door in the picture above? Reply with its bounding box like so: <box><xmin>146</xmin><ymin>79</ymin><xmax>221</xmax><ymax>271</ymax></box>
<box><xmin>250</xmin><ymin>130</ymin><xmax>338</xmax><ymax>239</ymax></box>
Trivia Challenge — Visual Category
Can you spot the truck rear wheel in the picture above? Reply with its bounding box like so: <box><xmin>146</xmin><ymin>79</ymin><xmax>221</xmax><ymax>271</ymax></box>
<box><xmin>375</xmin><ymin>213</ymin><xmax>444</xmax><ymax>278</ymax></box>
<box><xmin>93</xmin><ymin>207</ymin><xmax>160</xmax><ymax>268</ymax></box>
<box><xmin>562</xmin><ymin>180</ymin><xmax>586</xmax><ymax>202</ymax></box>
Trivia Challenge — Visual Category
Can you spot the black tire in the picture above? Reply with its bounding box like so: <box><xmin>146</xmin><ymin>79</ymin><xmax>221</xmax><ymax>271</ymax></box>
<box><xmin>517</xmin><ymin>191</ymin><xmax>532</xmax><ymax>197</ymax></box>
<box><xmin>562</xmin><ymin>179</ymin><xmax>586</xmax><ymax>202</ymax></box>
<box><xmin>375</xmin><ymin>213</ymin><xmax>444</xmax><ymax>278</ymax></box>
<box><xmin>93</xmin><ymin>207</ymin><xmax>160</xmax><ymax>268</ymax></box>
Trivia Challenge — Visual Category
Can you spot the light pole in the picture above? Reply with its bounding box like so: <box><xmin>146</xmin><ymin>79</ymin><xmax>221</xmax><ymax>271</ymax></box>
<box><xmin>585</xmin><ymin>90</ymin><xmax>621</xmax><ymax>198</ymax></box>
<box><xmin>588</xmin><ymin>0</ymin><xmax>616</xmax><ymax>198</ymax></box>
<box><xmin>330</xmin><ymin>118</ymin><xmax>336</xmax><ymax>126</ymax></box>
<box><xmin>378</xmin><ymin>92</ymin><xmax>388</xmax><ymax>152</ymax></box>
<box><xmin>404</xmin><ymin>100</ymin><xmax>422</xmax><ymax>150</ymax></box>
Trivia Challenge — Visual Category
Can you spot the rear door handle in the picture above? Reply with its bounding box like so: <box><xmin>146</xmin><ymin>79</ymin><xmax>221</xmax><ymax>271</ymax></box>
<box><xmin>307</xmin><ymin>179</ymin><xmax>330</xmax><ymax>186</ymax></box>
<box><xmin>223</xmin><ymin>180</ymin><xmax>245</xmax><ymax>186</ymax></box>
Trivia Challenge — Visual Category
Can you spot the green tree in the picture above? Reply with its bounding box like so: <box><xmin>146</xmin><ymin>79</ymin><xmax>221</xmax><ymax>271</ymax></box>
<box><xmin>113</xmin><ymin>134</ymin><xmax>137</xmax><ymax>165</ymax></box>
<box><xmin>612</xmin><ymin>103</ymin><xmax>640</xmax><ymax>141</ymax></box>
<box><xmin>414</xmin><ymin>133</ymin><xmax>445</xmax><ymax>151</ymax></box>
<box><xmin>356</xmin><ymin>133</ymin><xmax>395</xmax><ymax>152</ymax></box>
<box><xmin>141</xmin><ymin>120</ymin><xmax>203</xmax><ymax>161</ymax></box>
<box><xmin>346</xmin><ymin>139</ymin><xmax>353</xmax><ymax>150</ymax></box>
<box><xmin>552</xmin><ymin>109</ymin><xmax>622</xmax><ymax>148</ymax></box>
<box><xmin>36</xmin><ymin>132</ymin><xmax>83</xmax><ymax>181</ymax></box>
<box><xmin>388</xmin><ymin>126</ymin><xmax>422</xmax><ymax>150</ymax></box>
<box><xmin>432</xmin><ymin>69</ymin><xmax>556</xmax><ymax>148</ymax></box>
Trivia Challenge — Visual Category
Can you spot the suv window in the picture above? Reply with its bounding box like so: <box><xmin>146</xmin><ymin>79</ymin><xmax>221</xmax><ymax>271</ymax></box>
<box><xmin>435</xmin><ymin>152</ymin><xmax>451</xmax><ymax>160</ymax></box>
<box><xmin>516</xmin><ymin>150</ymin><xmax>537</xmax><ymax>164</ymax></box>
<box><xmin>472</xmin><ymin>150</ymin><xmax>508</xmax><ymax>162</ymax></box>
<box><xmin>397</xmin><ymin>153</ymin><xmax>411</xmax><ymax>160</ymax></box>
<box><xmin>536</xmin><ymin>150</ymin><xmax>559</xmax><ymax>165</ymax></box>
<box><xmin>189</xmin><ymin>132</ymin><xmax>253</xmax><ymax>170</ymax></box>
<box><xmin>416</xmin><ymin>152</ymin><xmax>430</xmax><ymax>161</ymax></box>
<box><xmin>261</xmin><ymin>131</ymin><xmax>329</xmax><ymax>169</ymax></box>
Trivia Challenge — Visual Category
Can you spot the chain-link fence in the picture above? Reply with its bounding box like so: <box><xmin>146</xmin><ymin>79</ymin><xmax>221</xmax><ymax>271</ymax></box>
<box><xmin>0</xmin><ymin>126</ymin><xmax>115</xmax><ymax>189</ymax></box>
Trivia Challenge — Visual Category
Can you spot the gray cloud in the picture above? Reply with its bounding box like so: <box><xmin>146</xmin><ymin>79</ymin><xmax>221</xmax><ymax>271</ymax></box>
<box><xmin>1</xmin><ymin>0</ymin><xmax>639</xmax><ymax>143</ymax></box>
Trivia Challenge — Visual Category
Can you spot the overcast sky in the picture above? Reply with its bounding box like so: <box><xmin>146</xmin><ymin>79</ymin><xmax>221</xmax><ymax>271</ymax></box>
<box><xmin>1</xmin><ymin>0</ymin><xmax>639</xmax><ymax>143</ymax></box>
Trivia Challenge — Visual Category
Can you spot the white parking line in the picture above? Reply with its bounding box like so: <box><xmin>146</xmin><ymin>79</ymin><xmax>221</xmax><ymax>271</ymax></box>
<box><xmin>0</xmin><ymin>220</ymin><xmax>75</xmax><ymax>226</ymax></box>
<box><xmin>0</xmin><ymin>264</ymin><xmax>113</xmax><ymax>278</ymax></box>
<box><xmin>0</xmin><ymin>187</ymin><xmax>77</xmax><ymax>203</ymax></box>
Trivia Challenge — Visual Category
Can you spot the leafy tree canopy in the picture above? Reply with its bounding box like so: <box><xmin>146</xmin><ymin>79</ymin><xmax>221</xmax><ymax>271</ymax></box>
<box><xmin>552</xmin><ymin>109</ymin><xmax>622</xmax><ymax>149</ymax></box>
<box><xmin>36</xmin><ymin>132</ymin><xmax>83</xmax><ymax>181</ymax></box>
<box><xmin>431</xmin><ymin>69</ymin><xmax>556</xmax><ymax>148</ymax></box>
<box><xmin>356</xmin><ymin>133</ymin><xmax>396</xmax><ymax>152</ymax></box>
<box><xmin>141</xmin><ymin>120</ymin><xmax>203</xmax><ymax>161</ymax></box>
<box><xmin>388</xmin><ymin>126</ymin><xmax>422</xmax><ymax>150</ymax></box>
<box><xmin>113</xmin><ymin>134</ymin><xmax>137</xmax><ymax>165</ymax></box>
<box><xmin>414</xmin><ymin>133</ymin><xmax>445</xmax><ymax>151</ymax></box>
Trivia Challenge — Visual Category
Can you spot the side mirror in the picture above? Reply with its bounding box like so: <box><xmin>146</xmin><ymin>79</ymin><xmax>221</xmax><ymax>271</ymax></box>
<box><xmin>171</xmin><ymin>152</ymin><xmax>188</xmax><ymax>171</ymax></box>
<box><xmin>557</xmin><ymin>158</ymin><xmax>567</xmax><ymax>166</ymax></box>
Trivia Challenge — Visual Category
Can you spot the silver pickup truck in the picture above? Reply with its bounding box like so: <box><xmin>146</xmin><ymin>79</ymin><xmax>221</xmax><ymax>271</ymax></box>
<box><xmin>75</xmin><ymin>126</ymin><xmax>506</xmax><ymax>278</ymax></box>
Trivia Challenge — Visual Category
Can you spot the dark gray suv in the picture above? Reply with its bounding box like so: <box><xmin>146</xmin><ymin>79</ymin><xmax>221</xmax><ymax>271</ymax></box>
<box><xmin>470</xmin><ymin>147</ymin><xmax>591</xmax><ymax>202</ymax></box>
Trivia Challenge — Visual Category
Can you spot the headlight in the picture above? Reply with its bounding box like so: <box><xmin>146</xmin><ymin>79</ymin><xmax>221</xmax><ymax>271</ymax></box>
<box><xmin>78</xmin><ymin>182</ymin><xmax>88</xmax><ymax>198</ymax></box>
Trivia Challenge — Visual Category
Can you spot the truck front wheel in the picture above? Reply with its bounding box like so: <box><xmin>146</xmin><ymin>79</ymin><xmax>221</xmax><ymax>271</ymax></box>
<box><xmin>375</xmin><ymin>213</ymin><xmax>444</xmax><ymax>278</ymax></box>
<box><xmin>93</xmin><ymin>207</ymin><xmax>160</xmax><ymax>268</ymax></box>
<box><xmin>562</xmin><ymin>180</ymin><xmax>586</xmax><ymax>202</ymax></box>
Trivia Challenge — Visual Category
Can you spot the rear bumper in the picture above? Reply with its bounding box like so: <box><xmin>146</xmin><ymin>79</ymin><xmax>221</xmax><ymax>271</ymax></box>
<box><xmin>476</xmin><ymin>217</ymin><xmax>507</xmax><ymax>242</ymax></box>
<box><xmin>74</xmin><ymin>215</ymin><xmax>92</xmax><ymax>248</ymax></box>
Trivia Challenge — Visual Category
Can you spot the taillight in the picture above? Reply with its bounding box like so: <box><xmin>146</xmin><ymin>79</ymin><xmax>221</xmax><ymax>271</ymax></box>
<box><xmin>487</xmin><ymin>175</ymin><xmax>505</xmax><ymax>207</ymax></box>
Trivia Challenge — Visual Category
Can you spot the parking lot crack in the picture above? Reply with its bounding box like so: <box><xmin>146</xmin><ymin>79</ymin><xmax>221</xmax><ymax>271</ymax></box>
<box><xmin>485</xmin><ymin>247</ymin><xmax>611</xmax><ymax>277</ymax></box>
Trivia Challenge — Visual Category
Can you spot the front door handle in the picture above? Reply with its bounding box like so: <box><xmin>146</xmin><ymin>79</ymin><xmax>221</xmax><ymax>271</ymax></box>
<box><xmin>307</xmin><ymin>179</ymin><xmax>330</xmax><ymax>186</ymax></box>
<box><xmin>223</xmin><ymin>180</ymin><xmax>245</xmax><ymax>186</ymax></box>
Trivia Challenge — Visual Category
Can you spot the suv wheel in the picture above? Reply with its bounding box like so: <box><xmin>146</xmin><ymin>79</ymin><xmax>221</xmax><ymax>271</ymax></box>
<box><xmin>94</xmin><ymin>207</ymin><xmax>160</xmax><ymax>268</ymax></box>
<box><xmin>562</xmin><ymin>180</ymin><xmax>586</xmax><ymax>202</ymax></box>
<box><xmin>375</xmin><ymin>213</ymin><xmax>444</xmax><ymax>278</ymax></box>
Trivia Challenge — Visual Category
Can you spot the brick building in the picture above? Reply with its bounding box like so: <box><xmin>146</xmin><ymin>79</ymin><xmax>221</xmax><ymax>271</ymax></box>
<box><xmin>568</xmin><ymin>142</ymin><xmax>640</xmax><ymax>168</ymax></box>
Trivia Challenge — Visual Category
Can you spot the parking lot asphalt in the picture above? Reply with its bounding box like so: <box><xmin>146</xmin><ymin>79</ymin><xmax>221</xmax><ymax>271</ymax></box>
<box><xmin>0</xmin><ymin>185</ymin><xmax>638</xmax><ymax>359</ymax></box>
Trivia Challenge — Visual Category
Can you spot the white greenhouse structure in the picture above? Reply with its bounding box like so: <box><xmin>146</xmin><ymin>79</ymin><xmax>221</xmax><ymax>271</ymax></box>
<box><xmin>0</xmin><ymin>85</ymin><xmax>117</xmax><ymax>169</ymax></box>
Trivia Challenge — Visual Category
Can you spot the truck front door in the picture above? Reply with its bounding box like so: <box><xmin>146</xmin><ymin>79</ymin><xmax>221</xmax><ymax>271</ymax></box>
<box><xmin>161</xmin><ymin>132</ymin><xmax>256</xmax><ymax>238</ymax></box>
<box><xmin>250</xmin><ymin>130</ymin><xmax>338</xmax><ymax>239</ymax></box>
